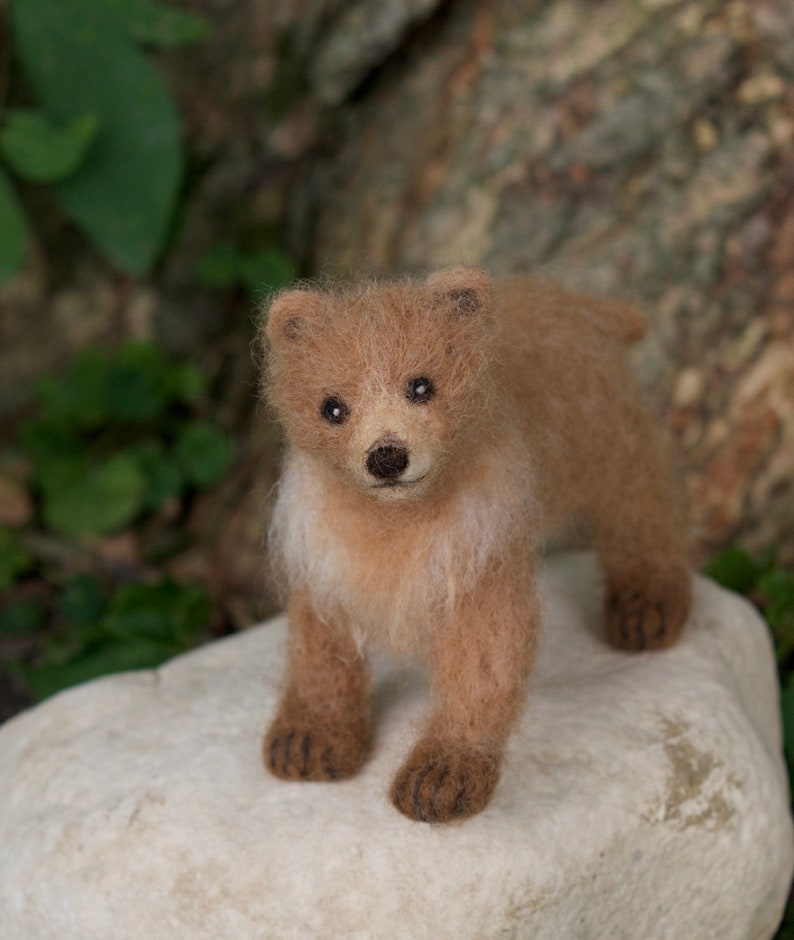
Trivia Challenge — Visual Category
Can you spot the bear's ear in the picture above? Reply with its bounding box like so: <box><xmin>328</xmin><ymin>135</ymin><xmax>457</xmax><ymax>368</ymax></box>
<box><xmin>426</xmin><ymin>266</ymin><xmax>493</xmax><ymax>316</ymax></box>
<box><xmin>264</xmin><ymin>289</ymin><xmax>320</xmax><ymax>344</ymax></box>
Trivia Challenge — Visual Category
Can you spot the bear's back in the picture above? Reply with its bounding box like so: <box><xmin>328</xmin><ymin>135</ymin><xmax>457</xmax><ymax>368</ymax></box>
<box><xmin>494</xmin><ymin>277</ymin><xmax>656</xmax><ymax>525</ymax></box>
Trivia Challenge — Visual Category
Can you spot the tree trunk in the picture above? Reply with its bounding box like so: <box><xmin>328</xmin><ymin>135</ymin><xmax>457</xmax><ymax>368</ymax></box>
<box><xmin>285</xmin><ymin>0</ymin><xmax>794</xmax><ymax>563</ymax></box>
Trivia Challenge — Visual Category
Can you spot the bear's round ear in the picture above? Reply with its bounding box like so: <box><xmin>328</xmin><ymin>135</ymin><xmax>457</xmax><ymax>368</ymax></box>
<box><xmin>264</xmin><ymin>289</ymin><xmax>319</xmax><ymax>344</ymax></box>
<box><xmin>426</xmin><ymin>266</ymin><xmax>493</xmax><ymax>316</ymax></box>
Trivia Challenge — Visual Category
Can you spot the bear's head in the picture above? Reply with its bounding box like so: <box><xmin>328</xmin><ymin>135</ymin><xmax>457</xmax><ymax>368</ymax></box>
<box><xmin>262</xmin><ymin>267</ymin><xmax>498</xmax><ymax>502</ymax></box>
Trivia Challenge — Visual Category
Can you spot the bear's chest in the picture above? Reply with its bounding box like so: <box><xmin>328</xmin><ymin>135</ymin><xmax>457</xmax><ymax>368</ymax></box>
<box><xmin>271</xmin><ymin>463</ymin><xmax>518</xmax><ymax>649</ymax></box>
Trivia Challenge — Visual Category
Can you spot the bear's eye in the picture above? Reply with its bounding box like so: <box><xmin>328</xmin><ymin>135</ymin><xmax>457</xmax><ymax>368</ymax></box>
<box><xmin>320</xmin><ymin>396</ymin><xmax>350</xmax><ymax>425</ymax></box>
<box><xmin>406</xmin><ymin>377</ymin><xmax>434</xmax><ymax>404</ymax></box>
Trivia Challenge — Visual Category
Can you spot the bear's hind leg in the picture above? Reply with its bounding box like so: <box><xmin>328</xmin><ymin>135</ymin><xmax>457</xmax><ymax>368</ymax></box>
<box><xmin>602</xmin><ymin>557</ymin><xmax>691</xmax><ymax>651</ymax></box>
<box><xmin>590</xmin><ymin>464</ymin><xmax>692</xmax><ymax>652</ymax></box>
<box><xmin>265</xmin><ymin>594</ymin><xmax>371</xmax><ymax>781</ymax></box>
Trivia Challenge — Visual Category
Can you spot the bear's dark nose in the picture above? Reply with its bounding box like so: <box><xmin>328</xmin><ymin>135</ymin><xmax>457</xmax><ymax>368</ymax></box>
<box><xmin>366</xmin><ymin>443</ymin><xmax>409</xmax><ymax>480</ymax></box>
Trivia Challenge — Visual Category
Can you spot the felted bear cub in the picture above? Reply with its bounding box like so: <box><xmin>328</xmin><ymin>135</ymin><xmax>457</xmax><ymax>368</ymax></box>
<box><xmin>261</xmin><ymin>267</ymin><xmax>691</xmax><ymax>824</ymax></box>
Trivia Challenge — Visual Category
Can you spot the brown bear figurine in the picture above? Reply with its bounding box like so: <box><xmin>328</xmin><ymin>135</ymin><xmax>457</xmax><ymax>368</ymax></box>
<box><xmin>261</xmin><ymin>267</ymin><xmax>691</xmax><ymax>824</ymax></box>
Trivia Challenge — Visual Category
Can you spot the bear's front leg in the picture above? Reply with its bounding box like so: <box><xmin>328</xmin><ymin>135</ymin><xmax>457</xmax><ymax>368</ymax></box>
<box><xmin>265</xmin><ymin>593</ymin><xmax>371</xmax><ymax>781</ymax></box>
<box><xmin>391</xmin><ymin>565</ymin><xmax>539</xmax><ymax>823</ymax></box>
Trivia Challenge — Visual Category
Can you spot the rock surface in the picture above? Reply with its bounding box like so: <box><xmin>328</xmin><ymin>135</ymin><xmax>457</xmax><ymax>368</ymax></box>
<box><xmin>0</xmin><ymin>553</ymin><xmax>791</xmax><ymax>939</ymax></box>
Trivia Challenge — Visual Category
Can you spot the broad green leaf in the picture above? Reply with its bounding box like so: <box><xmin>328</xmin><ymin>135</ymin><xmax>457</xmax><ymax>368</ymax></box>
<box><xmin>11</xmin><ymin>0</ymin><xmax>183</xmax><ymax>273</ymax></box>
<box><xmin>0</xmin><ymin>110</ymin><xmax>98</xmax><ymax>183</ymax></box>
<box><xmin>0</xmin><ymin>166</ymin><xmax>28</xmax><ymax>281</ymax></box>
<box><xmin>104</xmin><ymin>342</ymin><xmax>207</xmax><ymax>419</ymax></box>
<box><xmin>132</xmin><ymin>440</ymin><xmax>184</xmax><ymax>511</ymax></box>
<box><xmin>174</xmin><ymin>420</ymin><xmax>232</xmax><ymax>488</ymax></box>
<box><xmin>104</xmin><ymin>606</ymin><xmax>167</xmax><ymax>642</ymax></box>
<box><xmin>98</xmin><ymin>0</ymin><xmax>209</xmax><ymax>47</ymax></box>
<box><xmin>239</xmin><ymin>247</ymin><xmax>295</xmax><ymax>296</ymax></box>
<box><xmin>169</xmin><ymin>362</ymin><xmax>207</xmax><ymax>406</ymax></box>
<box><xmin>105</xmin><ymin>578</ymin><xmax>211</xmax><ymax>647</ymax></box>
<box><xmin>704</xmin><ymin>547</ymin><xmax>761</xmax><ymax>596</ymax></box>
<box><xmin>42</xmin><ymin>452</ymin><xmax>145</xmax><ymax>536</ymax></box>
<box><xmin>104</xmin><ymin>343</ymin><xmax>173</xmax><ymax>423</ymax></box>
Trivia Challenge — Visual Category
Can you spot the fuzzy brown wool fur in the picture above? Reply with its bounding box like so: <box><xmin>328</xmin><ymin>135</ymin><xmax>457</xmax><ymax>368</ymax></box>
<box><xmin>260</xmin><ymin>267</ymin><xmax>692</xmax><ymax>824</ymax></box>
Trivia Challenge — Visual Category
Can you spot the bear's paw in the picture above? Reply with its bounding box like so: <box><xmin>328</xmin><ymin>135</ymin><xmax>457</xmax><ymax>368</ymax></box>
<box><xmin>264</xmin><ymin>719</ymin><xmax>370</xmax><ymax>782</ymax></box>
<box><xmin>390</xmin><ymin>742</ymin><xmax>500</xmax><ymax>824</ymax></box>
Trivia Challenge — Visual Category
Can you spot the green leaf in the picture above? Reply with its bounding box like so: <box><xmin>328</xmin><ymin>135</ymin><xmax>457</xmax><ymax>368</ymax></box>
<box><xmin>104</xmin><ymin>578</ymin><xmax>210</xmax><ymax>646</ymax></box>
<box><xmin>19</xmin><ymin>575</ymin><xmax>213</xmax><ymax>700</ymax></box>
<box><xmin>0</xmin><ymin>166</ymin><xmax>28</xmax><ymax>282</ymax></box>
<box><xmin>197</xmin><ymin>241</ymin><xmax>295</xmax><ymax>296</ymax></box>
<box><xmin>10</xmin><ymin>0</ymin><xmax>183</xmax><ymax>273</ymax></box>
<box><xmin>238</xmin><ymin>247</ymin><xmax>295</xmax><ymax>296</ymax></box>
<box><xmin>59</xmin><ymin>574</ymin><xmax>108</xmax><ymax>629</ymax></box>
<box><xmin>33</xmin><ymin>348</ymin><xmax>112</xmax><ymax>429</ymax></box>
<box><xmin>174</xmin><ymin>420</ymin><xmax>232</xmax><ymax>489</ymax></box>
<box><xmin>759</xmin><ymin>569</ymin><xmax>794</xmax><ymax>628</ymax></box>
<box><xmin>169</xmin><ymin>362</ymin><xmax>207</xmax><ymax>406</ymax></box>
<box><xmin>196</xmin><ymin>241</ymin><xmax>241</xmax><ymax>289</ymax></box>
<box><xmin>759</xmin><ymin>568</ymin><xmax>794</xmax><ymax>662</ymax></box>
<box><xmin>98</xmin><ymin>0</ymin><xmax>209</xmax><ymax>47</ymax></box>
<box><xmin>0</xmin><ymin>599</ymin><xmax>45</xmax><ymax>637</ymax></box>
<box><xmin>103</xmin><ymin>343</ymin><xmax>208</xmax><ymax>419</ymax></box>
<box><xmin>132</xmin><ymin>440</ymin><xmax>184</xmax><ymax>511</ymax></box>
<box><xmin>0</xmin><ymin>110</ymin><xmax>98</xmax><ymax>183</ymax></box>
<box><xmin>24</xmin><ymin>637</ymin><xmax>174</xmax><ymax>699</ymax></box>
<box><xmin>0</xmin><ymin>528</ymin><xmax>33</xmax><ymax>592</ymax></box>
<box><xmin>42</xmin><ymin>452</ymin><xmax>146</xmax><ymax>536</ymax></box>
<box><xmin>20</xmin><ymin>422</ymin><xmax>85</xmax><ymax>494</ymax></box>
<box><xmin>704</xmin><ymin>547</ymin><xmax>761</xmax><ymax>595</ymax></box>
<box><xmin>29</xmin><ymin>343</ymin><xmax>203</xmax><ymax>430</ymax></box>
<box><xmin>103</xmin><ymin>343</ymin><xmax>173</xmax><ymax>423</ymax></box>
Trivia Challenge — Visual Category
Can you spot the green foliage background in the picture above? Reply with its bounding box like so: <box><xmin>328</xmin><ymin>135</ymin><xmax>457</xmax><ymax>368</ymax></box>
<box><xmin>0</xmin><ymin>0</ymin><xmax>207</xmax><ymax>280</ymax></box>
<box><xmin>0</xmin><ymin>0</ymin><xmax>294</xmax><ymax>704</ymax></box>
<box><xmin>0</xmin><ymin>341</ymin><xmax>232</xmax><ymax>698</ymax></box>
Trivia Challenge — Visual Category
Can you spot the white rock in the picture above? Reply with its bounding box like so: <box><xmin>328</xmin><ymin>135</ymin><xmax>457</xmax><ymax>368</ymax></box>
<box><xmin>0</xmin><ymin>554</ymin><xmax>791</xmax><ymax>940</ymax></box>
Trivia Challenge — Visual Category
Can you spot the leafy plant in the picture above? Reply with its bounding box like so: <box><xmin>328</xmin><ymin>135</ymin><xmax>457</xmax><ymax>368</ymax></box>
<box><xmin>0</xmin><ymin>0</ymin><xmax>208</xmax><ymax>281</ymax></box>
<box><xmin>0</xmin><ymin>111</ymin><xmax>97</xmax><ymax>184</ymax></box>
<box><xmin>0</xmin><ymin>341</ymin><xmax>233</xmax><ymax>706</ymax></box>
<box><xmin>0</xmin><ymin>597</ymin><xmax>44</xmax><ymax>638</ymax></box>
<box><xmin>705</xmin><ymin>547</ymin><xmax>794</xmax><ymax>665</ymax></box>
<box><xmin>0</xmin><ymin>528</ymin><xmax>33</xmax><ymax>593</ymax></box>
<box><xmin>21</xmin><ymin>341</ymin><xmax>232</xmax><ymax>538</ymax></box>
<box><xmin>197</xmin><ymin>241</ymin><xmax>295</xmax><ymax>298</ymax></box>
<box><xmin>17</xmin><ymin>573</ymin><xmax>213</xmax><ymax>699</ymax></box>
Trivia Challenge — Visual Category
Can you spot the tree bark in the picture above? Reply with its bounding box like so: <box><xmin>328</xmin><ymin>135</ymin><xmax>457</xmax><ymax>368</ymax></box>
<box><xmin>287</xmin><ymin>0</ymin><xmax>794</xmax><ymax>563</ymax></box>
